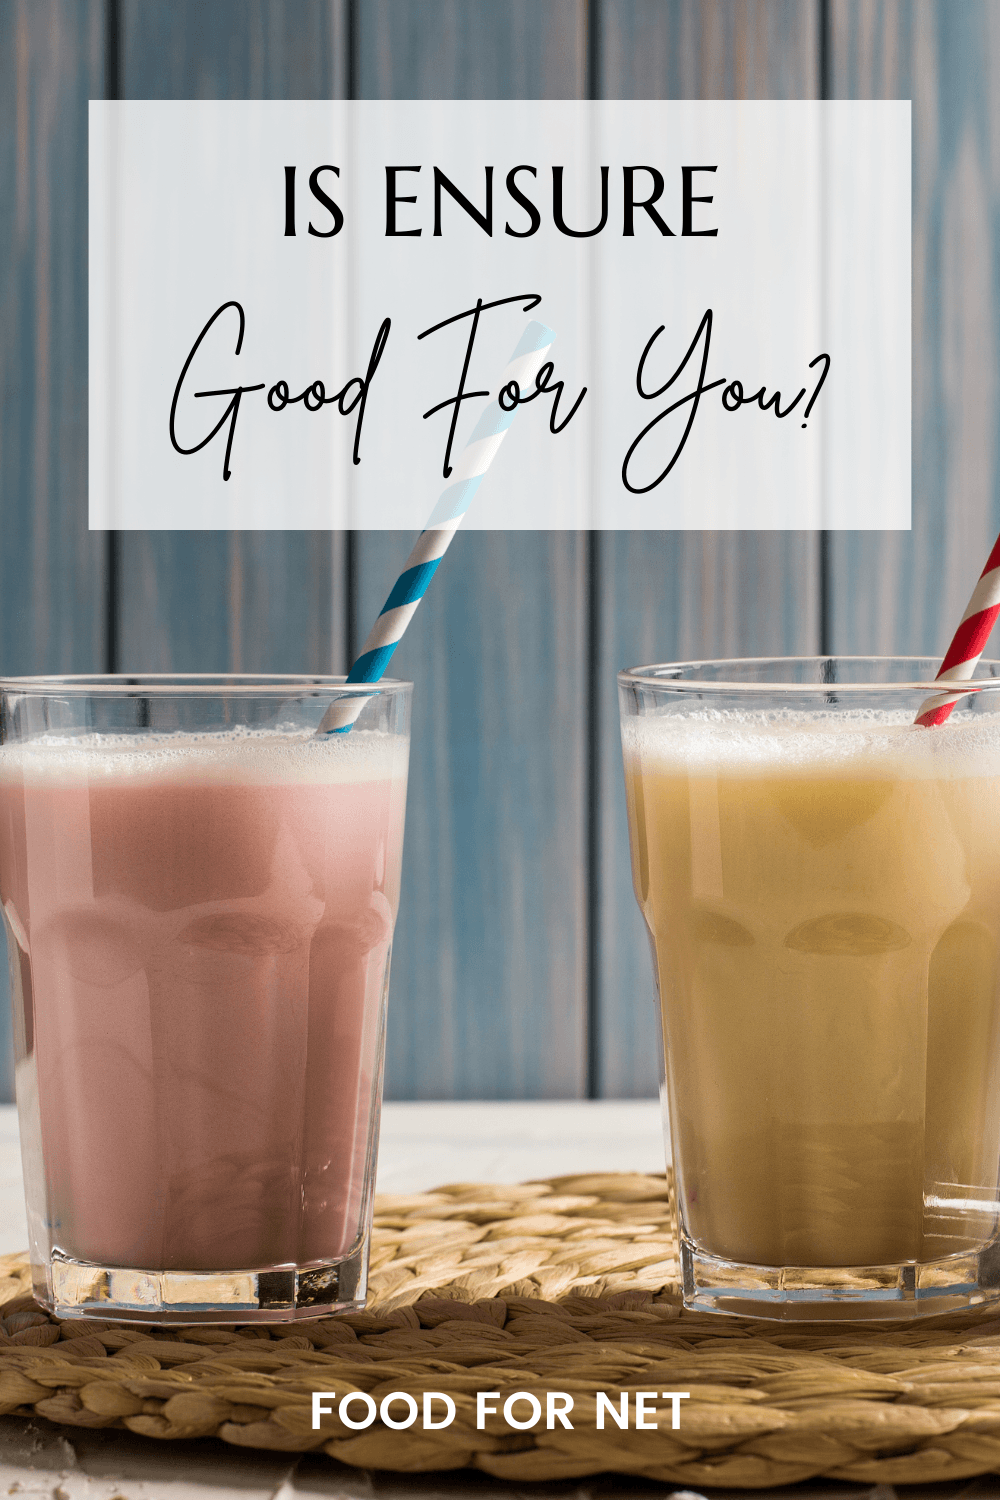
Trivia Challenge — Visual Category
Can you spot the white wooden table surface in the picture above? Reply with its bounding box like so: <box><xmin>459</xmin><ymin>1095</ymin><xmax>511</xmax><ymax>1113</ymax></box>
<box><xmin>0</xmin><ymin>1103</ymin><xmax>983</xmax><ymax>1499</ymax></box>
<box><xmin>0</xmin><ymin>1100</ymin><xmax>670</xmax><ymax>1255</ymax></box>
<box><xmin>0</xmin><ymin>1100</ymin><xmax>691</xmax><ymax>1500</ymax></box>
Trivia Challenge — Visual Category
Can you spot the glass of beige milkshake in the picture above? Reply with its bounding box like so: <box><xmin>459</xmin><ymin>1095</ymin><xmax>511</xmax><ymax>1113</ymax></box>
<box><xmin>620</xmin><ymin>657</ymin><xmax>1000</xmax><ymax>1319</ymax></box>
<box><xmin>0</xmin><ymin>675</ymin><xmax>410</xmax><ymax>1323</ymax></box>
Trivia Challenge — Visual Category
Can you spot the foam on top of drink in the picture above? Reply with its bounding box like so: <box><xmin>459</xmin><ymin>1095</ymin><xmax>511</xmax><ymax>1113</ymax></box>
<box><xmin>624</xmin><ymin>707</ymin><xmax>1000</xmax><ymax>779</ymax></box>
<box><xmin>0</xmin><ymin>727</ymin><xmax>407</xmax><ymax>786</ymax></box>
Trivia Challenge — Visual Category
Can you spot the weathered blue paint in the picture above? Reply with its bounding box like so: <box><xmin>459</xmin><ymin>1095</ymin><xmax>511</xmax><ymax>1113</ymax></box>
<box><xmin>594</xmin><ymin>0</ymin><xmax>822</xmax><ymax>1096</ymax></box>
<box><xmin>828</xmin><ymin>2</ymin><xmax>1000</xmax><ymax>658</ymax></box>
<box><xmin>358</xmin><ymin>1</ymin><xmax>589</xmax><ymax>1099</ymax></box>
<box><xmin>117</xmin><ymin>0</ymin><xmax>349</xmax><ymax>680</ymax></box>
<box><xmin>0</xmin><ymin>0</ymin><xmax>109</xmax><ymax>1104</ymax></box>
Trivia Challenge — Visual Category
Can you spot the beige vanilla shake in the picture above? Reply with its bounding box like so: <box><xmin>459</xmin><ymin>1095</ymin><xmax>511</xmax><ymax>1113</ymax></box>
<box><xmin>623</xmin><ymin>708</ymin><xmax>1000</xmax><ymax>1269</ymax></box>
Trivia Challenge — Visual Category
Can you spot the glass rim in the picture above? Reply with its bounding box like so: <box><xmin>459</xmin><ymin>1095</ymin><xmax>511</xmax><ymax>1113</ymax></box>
<box><xmin>618</xmin><ymin>655</ymin><xmax>1000</xmax><ymax>694</ymax></box>
<box><xmin>0</xmin><ymin>673</ymin><xmax>412</xmax><ymax>696</ymax></box>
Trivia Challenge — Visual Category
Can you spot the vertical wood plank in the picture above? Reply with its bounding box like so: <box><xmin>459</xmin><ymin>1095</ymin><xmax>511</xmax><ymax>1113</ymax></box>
<box><xmin>0</xmin><ymin>0</ymin><xmax>108</xmax><ymax>1103</ymax></box>
<box><xmin>117</xmin><ymin>0</ymin><xmax>349</xmax><ymax>676</ymax></box>
<box><xmin>0</xmin><ymin>0</ymin><xmax>108</xmax><ymax>674</ymax></box>
<box><xmin>119</xmin><ymin>533</ymin><xmax>345</xmax><ymax>675</ymax></box>
<box><xmin>829</xmin><ymin>2</ymin><xmax>1000</xmax><ymax>658</ymax></box>
<box><xmin>358</xmin><ymin>0</ymin><xmax>585</xmax><ymax>100</ymax></box>
<box><xmin>122</xmin><ymin>0</ymin><xmax>348</xmax><ymax>98</ymax></box>
<box><xmin>359</xmin><ymin>0</ymin><xmax>591</xmax><ymax>1098</ymax></box>
<box><xmin>596</xmin><ymin>0</ymin><xmax>823</xmax><ymax>1097</ymax></box>
<box><xmin>601</xmin><ymin>0</ymin><xmax>819</xmax><ymax>99</ymax></box>
<box><xmin>368</xmin><ymin>532</ymin><xmax>589</xmax><ymax>1099</ymax></box>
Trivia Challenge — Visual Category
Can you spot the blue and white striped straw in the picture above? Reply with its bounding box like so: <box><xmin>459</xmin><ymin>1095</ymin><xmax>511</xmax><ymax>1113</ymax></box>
<box><xmin>318</xmin><ymin>319</ymin><xmax>555</xmax><ymax>733</ymax></box>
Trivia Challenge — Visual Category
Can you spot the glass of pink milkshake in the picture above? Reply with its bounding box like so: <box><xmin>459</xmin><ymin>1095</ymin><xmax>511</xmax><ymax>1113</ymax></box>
<box><xmin>0</xmin><ymin>675</ymin><xmax>410</xmax><ymax>1323</ymax></box>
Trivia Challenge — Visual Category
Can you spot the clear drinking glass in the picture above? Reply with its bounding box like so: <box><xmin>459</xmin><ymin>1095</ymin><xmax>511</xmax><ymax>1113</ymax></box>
<box><xmin>0</xmin><ymin>675</ymin><xmax>410</xmax><ymax>1323</ymax></box>
<box><xmin>619</xmin><ymin>657</ymin><xmax>1000</xmax><ymax>1319</ymax></box>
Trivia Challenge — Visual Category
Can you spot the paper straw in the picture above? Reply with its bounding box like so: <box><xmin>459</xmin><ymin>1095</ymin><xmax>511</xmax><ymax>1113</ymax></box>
<box><xmin>914</xmin><ymin>531</ymin><xmax>1000</xmax><ymax>726</ymax></box>
<box><xmin>317</xmin><ymin>319</ymin><xmax>556</xmax><ymax>735</ymax></box>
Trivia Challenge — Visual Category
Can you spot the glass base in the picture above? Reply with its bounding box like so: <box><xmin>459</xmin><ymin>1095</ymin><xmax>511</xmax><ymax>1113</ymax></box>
<box><xmin>32</xmin><ymin>1234</ymin><xmax>370</xmax><ymax>1324</ymax></box>
<box><xmin>682</xmin><ymin>1234</ymin><xmax>1000</xmax><ymax>1321</ymax></box>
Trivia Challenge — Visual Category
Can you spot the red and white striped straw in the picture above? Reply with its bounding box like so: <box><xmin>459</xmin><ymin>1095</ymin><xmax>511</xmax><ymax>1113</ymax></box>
<box><xmin>914</xmin><ymin>531</ymin><xmax>1000</xmax><ymax>726</ymax></box>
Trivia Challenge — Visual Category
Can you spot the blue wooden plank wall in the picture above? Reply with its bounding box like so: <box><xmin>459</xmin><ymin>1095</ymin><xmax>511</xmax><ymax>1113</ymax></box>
<box><xmin>117</xmin><ymin>0</ymin><xmax>349</xmax><ymax>680</ymax></box>
<box><xmin>358</xmin><ymin>1</ymin><xmax>590</xmax><ymax>1099</ymax></box>
<box><xmin>595</xmin><ymin>0</ymin><xmax>822</xmax><ymax>1096</ymax></box>
<box><xmin>828</xmin><ymin>3</ymin><xmax>1000</xmax><ymax>657</ymax></box>
<box><xmin>1</xmin><ymin>1</ymin><xmax>996</xmax><ymax>1103</ymax></box>
<box><xmin>0</xmin><ymin>0</ymin><xmax>108</xmax><ymax>1101</ymax></box>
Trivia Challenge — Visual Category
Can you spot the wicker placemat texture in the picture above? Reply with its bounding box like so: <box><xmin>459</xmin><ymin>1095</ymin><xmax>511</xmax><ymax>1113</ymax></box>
<box><xmin>1</xmin><ymin>1173</ymin><xmax>1000</xmax><ymax>1487</ymax></box>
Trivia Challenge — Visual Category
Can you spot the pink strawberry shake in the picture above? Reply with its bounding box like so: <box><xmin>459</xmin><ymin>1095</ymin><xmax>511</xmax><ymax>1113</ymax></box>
<box><xmin>0</xmin><ymin>727</ymin><xmax>408</xmax><ymax>1273</ymax></box>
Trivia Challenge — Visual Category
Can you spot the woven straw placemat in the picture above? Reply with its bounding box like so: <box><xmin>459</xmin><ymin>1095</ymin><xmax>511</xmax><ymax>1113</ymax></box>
<box><xmin>2</xmin><ymin>1173</ymin><xmax>1000</xmax><ymax>1488</ymax></box>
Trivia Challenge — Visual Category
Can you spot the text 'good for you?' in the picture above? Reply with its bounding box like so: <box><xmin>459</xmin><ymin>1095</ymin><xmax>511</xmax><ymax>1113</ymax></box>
<box><xmin>169</xmin><ymin>293</ymin><xmax>830</xmax><ymax>497</ymax></box>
